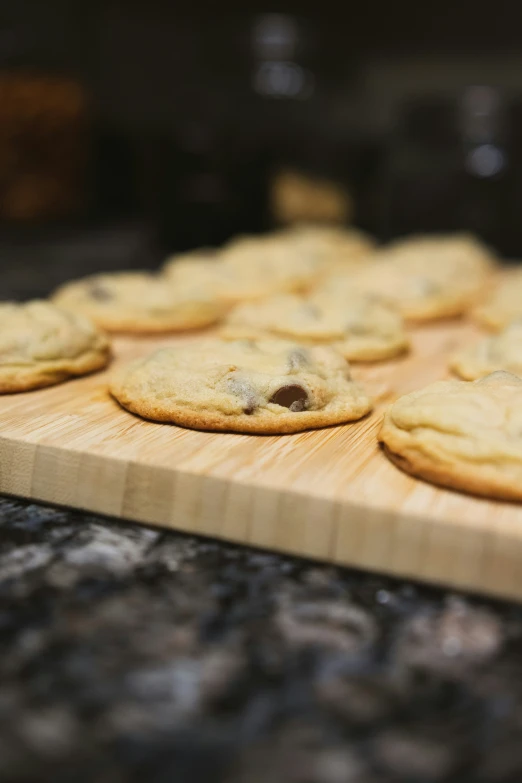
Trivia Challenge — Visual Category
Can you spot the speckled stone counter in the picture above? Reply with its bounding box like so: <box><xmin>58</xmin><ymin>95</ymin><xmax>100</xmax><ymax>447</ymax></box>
<box><xmin>2</xmin><ymin>496</ymin><xmax>522</xmax><ymax>783</ymax></box>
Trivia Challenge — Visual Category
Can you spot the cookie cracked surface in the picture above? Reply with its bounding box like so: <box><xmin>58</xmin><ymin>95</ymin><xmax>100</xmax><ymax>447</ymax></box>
<box><xmin>0</xmin><ymin>300</ymin><xmax>110</xmax><ymax>392</ymax></box>
<box><xmin>379</xmin><ymin>371</ymin><xmax>522</xmax><ymax>501</ymax></box>
<box><xmin>110</xmin><ymin>338</ymin><xmax>372</xmax><ymax>433</ymax></box>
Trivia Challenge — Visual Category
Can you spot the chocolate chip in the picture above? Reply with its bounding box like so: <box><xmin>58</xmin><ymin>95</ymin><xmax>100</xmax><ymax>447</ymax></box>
<box><xmin>227</xmin><ymin>375</ymin><xmax>259</xmax><ymax>414</ymax></box>
<box><xmin>269</xmin><ymin>383</ymin><xmax>308</xmax><ymax>412</ymax></box>
<box><xmin>89</xmin><ymin>283</ymin><xmax>112</xmax><ymax>302</ymax></box>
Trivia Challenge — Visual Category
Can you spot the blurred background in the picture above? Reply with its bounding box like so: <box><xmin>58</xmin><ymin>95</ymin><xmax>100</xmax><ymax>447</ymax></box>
<box><xmin>2</xmin><ymin>0</ymin><xmax>522</xmax><ymax>297</ymax></box>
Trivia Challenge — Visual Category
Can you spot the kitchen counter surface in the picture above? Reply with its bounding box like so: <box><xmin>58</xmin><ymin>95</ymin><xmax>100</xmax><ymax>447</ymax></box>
<box><xmin>2</xmin><ymin>496</ymin><xmax>522</xmax><ymax>783</ymax></box>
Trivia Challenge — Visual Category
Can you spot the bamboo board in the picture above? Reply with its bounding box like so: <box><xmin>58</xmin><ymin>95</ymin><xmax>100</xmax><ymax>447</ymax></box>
<box><xmin>1</xmin><ymin>320</ymin><xmax>522</xmax><ymax>602</ymax></box>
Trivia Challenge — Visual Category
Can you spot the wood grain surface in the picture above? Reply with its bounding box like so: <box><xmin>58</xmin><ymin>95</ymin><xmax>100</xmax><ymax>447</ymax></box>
<box><xmin>1</xmin><ymin>320</ymin><xmax>521</xmax><ymax>601</ymax></box>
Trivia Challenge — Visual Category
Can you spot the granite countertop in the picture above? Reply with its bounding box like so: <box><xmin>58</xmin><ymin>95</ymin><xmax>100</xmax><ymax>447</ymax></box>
<box><xmin>2</xmin><ymin>496</ymin><xmax>522</xmax><ymax>783</ymax></box>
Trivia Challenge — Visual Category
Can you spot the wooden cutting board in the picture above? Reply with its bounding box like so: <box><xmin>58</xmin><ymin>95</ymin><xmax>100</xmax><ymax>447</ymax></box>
<box><xmin>1</xmin><ymin>320</ymin><xmax>521</xmax><ymax>602</ymax></box>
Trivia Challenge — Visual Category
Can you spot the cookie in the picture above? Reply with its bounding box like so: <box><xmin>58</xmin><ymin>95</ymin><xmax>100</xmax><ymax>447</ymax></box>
<box><xmin>379</xmin><ymin>371</ymin><xmax>522</xmax><ymax>501</ymax></box>
<box><xmin>315</xmin><ymin>233</ymin><xmax>495</xmax><ymax>322</ymax></box>
<box><xmin>110</xmin><ymin>338</ymin><xmax>372</xmax><ymax>433</ymax></box>
<box><xmin>474</xmin><ymin>268</ymin><xmax>522</xmax><ymax>331</ymax></box>
<box><xmin>164</xmin><ymin>237</ymin><xmax>319</xmax><ymax>305</ymax></box>
<box><xmin>280</xmin><ymin>224</ymin><xmax>376</xmax><ymax>274</ymax></box>
<box><xmin>52</xmin><ymin>271</ymin><xmax>226</xmax><ymax>333</ymax></box>
<box><xmin>387</xmin><ymin>232</ymin><xmax>495</xmax><ymax>269</ymax></box>
<box><xmin>0</xmin><ymin>300</ymin><xmax>110</xmax><ymax>392</ymax></box>
<box><xmin>221</xmin><ymin>293</ymin><xmax>409</xmax><ymax>362</ymax></box>
<box><xmin>220</xmin><ymin>233</ymin><xmax>321</xmax><ymax>290</ymax></box>
<box><xmin>451</xmin><ymin>322</ymin><xmax>522</xmax><ymax>380</ymax></box>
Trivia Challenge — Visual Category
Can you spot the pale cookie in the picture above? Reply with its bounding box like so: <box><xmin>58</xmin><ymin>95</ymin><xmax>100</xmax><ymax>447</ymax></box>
<box><xmin>474</xmin><ymin>268</ymin><xmax>522</xmax><ymax>331</ymax></box>
<box><xmin>451</xmin><ymin>323</ymin><xmax>522</xmax><ymax>380</ymax></box>
<box><xmin>221</xmin><ymin>293</ymin><xmax>408</xmax><ymax>362</ymax></box>
<box><xmin>379</xmin><ymin>371</ymin><xmax>522</xmax><ymax>501</ymax></box>
<box><xmin>110</xmin><ymin>338</ymin><xmax>372</xmax><ymax>434</ymax></box>
<box><xmin>314</xmin><ymin>231</ymin><xmax>496</xmax><ymax>321</ymax></box>
<box><xmin>164</xmin><ymin>237</ymin><xmax>319</xmax><ymax>304</ymax></box>
<box><xmin>386</xmin><ymin>232</ymin><xmax>496</xmax><ymax>271</ymax></box>
<box><xmin>221</xmin><ymin>233</ymin><xmax>321</xmax><ymax>290</ymax></box>
<box><xmin>278</xmin><ymin>224</ymin><xmax>376</xmax><ymax>274</ymax></box>
<box><xmin>315</xmin><ymin>234</ymin><xmax>495</xmax><ymax>322</ymax></box>
<box><xmin>0</xmin><ymin>300</ymin><xmax>110</xmax><ymax>392</ymax></box>
<box><xmin>386</xmin><ymin>232</ymin><xmax>496</xmax><ymax>307</ymax></box>
<box><xmin>164</xmin><ymin>253</ymin><xmax>312</xmax><ymax>305</ymax></box>
<box><xmin>53</xmin><ymin>271</ymin><xmax>226</xmax><ymax>333</ymax></box>
<box><xmin>313</xmin><ymin>263</ymin><xmax>472</xmax><ymax>322</ymax></box>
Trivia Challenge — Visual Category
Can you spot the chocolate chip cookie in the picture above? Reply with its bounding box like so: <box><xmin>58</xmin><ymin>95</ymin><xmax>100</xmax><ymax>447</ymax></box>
<box><xmin>52</xmin><ymin>271</ymin><xmax>226</xmax><ymax>333</ymax></box>
<box><xmin>221</xmin><ymin>294</ymin><xmax>409</xmax><ymax>362</ymax></box>
<box><xmin>0</xmin><ymin>300</ymin><xmax>110</xmax><ymax>392</ymax></box>
<box><xmin>110</xmin><ymin>338</ymin><xmax>372</xmax><ymax>433</ymax></box>
<box><xmin>387</xmin><ymin>232</ymin><xmax>495</xmax><ymax>266</ymax></box>
<box><xmin>277</xmin><ymin>224</ymin><xmax>376</xmax><ymax>274</ymax></box>
<box><xmin>380</xmin><ymin>371</ymin><xmax>522</xmax><ymax>500</ymax></box>
<box><xmin>451</xmin><ymin>322</ymin><xmax>522</xmax><ymax>380</ymax></box>
<box><xmin>315</xmin><ymin>233</ymin><xmax>496</xmax><ymax>322</ymax></box>
<box><xmin>164</xmin><ymin>235</ymin><xmax>320</xmax><ymax>305</ymax></box>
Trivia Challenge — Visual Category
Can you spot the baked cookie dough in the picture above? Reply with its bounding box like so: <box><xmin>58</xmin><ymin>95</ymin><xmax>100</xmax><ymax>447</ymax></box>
<box><xmin>164</xmin><ymin>236</ymin><xmax>319</xmax><ymax>304</ymax></box>
<box><xmin>53</xmin><ymin>271</ymin><xmax>226</xmax><ymax>333</ymax></box>
<box><xmin>474</xmin><ymin>268</ymin><xmax>522</xmax><ymax>331</ymax></box>
<box><xmin>386</xmin><ymin>232</ymin><xmax>495</xmax><ymax>269</ymax></box>
<box><xmin>110</xmin><ymin>338</ymin><xmax>372</xmax><ymax>433</ymax></box>
<box><xmin>164</xmin><ymin>226</ymin><xmax>374</xmax><ymax>306</ymax></box>
<box><xmin>451</xmin><ymin>323</ymin><xmax>522</xmax><ymax>380</ymax></box>
<box><xmin>221</xmin><ymin>293</ymin><xmax>408</xmax><ymax>362</ymax></box>
<box><xmin>379</xmin><ymin>371</ymin><xmax>522</xmax><ymax>501</ymax></box>
<box><xmin>315</xmin><ymin>233</ymin><xmax>495</xmax><ymax>322</ymax></box>
<box><xmin>0</xmin><ymin>300</ymin><xmax>110</xmax><ymax>392</ymax></box>
<box><xmin>279</xmin><ymin>224</ymin><xmax>376</xmax><ymax>274</ymax></box>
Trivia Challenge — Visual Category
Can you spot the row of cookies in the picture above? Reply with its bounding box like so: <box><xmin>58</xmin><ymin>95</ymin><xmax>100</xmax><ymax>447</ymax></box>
<box><xmin>0</xmin><ymin>226</ymin><xmax>517</xmax><ymax>400</ymax></box>
<box><xmin>0</xmin><ymin>227</ymin><xmax>512</xmax><ymax>401</ymax></box>
<box><xmin>50</xmin><ymin>224</ymin><xmax>375</xmax><ymax>334</ymax></box>
<box><xmin>0</xmin><ymin>224</ymin><xmax>382</xmax><ymax>433</ymax></box>
<box><xmin>0</xmin><ymin>226</ymin><xmax>421</xmax><ymax>430</ymax></box>
<box><xmin>40</xmin><ymin>227</ymin><xmax>500</xmax><ymax>400</ymax></box>
<box><xmin>3</xmin><ymin>227</ymin><xmax>522</xmax><ymax>507</ymax></box>
<box><xmin>0</xmin><ymin>225</ymin><xmax>389</xmax><ymax>402</ymax></box>
<box><xmin>108</xmin><ymin>227</ymin><xmax>500</xmax><ymax>436</ymax></box>
<box><xmin>74</xmin><ymin>229</ymin><xmax>522</xmax><ymax>503</ymax></box>
<box><xmin>0</xmin><ymin>225</ymin><xmax>407</xmax><ymax>439</ymax></box>
<box><xmin>2</xmin><ymin>295</ymin><xmax>522</xmax><ymax>502</ymax></box>
<box><xmin>14</xmin><ymin>225</ymin><xmax>398</xmax><ymax>435</ymax></box>
<box><xmin>50</xmin><ymin>227</ymin><xmax>497</xmax><ymax>336</ymax></box>
<box><xmin>0</xmin><ymin>300</ymin><xmax>376</xmax><ymax>434</ymax></box>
